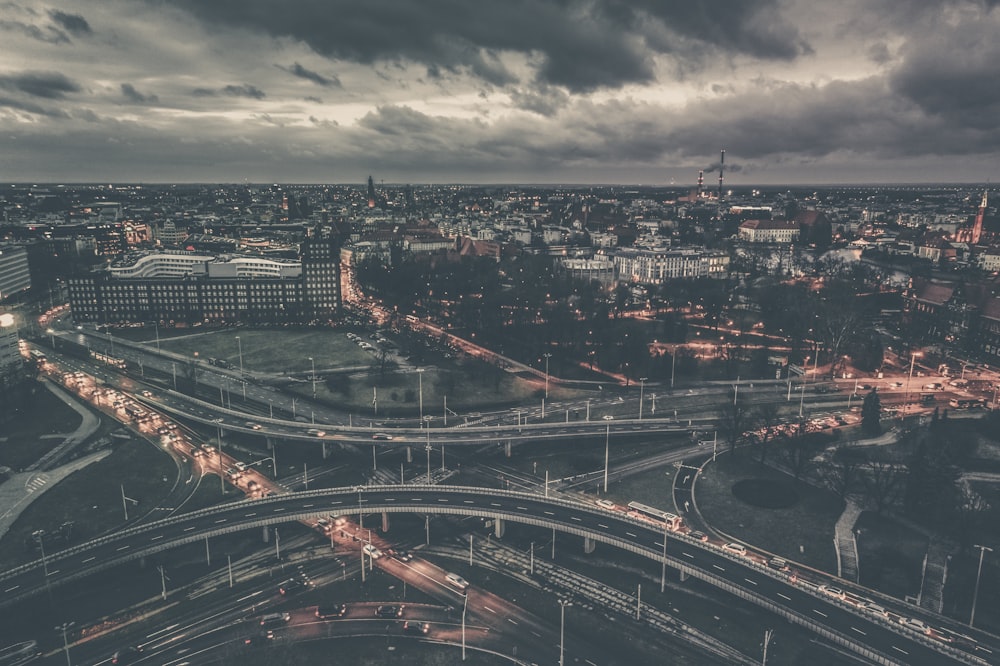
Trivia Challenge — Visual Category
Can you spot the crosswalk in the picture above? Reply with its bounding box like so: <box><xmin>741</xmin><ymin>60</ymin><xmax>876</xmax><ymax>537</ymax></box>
<box><xmin>24</xmin><ymin>474</ymin><xmax>49</xmax><ymax>493</ymax></box>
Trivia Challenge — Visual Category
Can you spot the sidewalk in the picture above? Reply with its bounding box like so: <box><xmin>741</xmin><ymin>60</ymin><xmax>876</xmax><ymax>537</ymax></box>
<box><xmin>25</xmin><ymin>378</ymin><xmax>102</xmax><ymax>473</ymax></box>
<box><xmin>834</xmin><ymin>499</ymin><xmax>863</xmax><ymax>582</ymax></box>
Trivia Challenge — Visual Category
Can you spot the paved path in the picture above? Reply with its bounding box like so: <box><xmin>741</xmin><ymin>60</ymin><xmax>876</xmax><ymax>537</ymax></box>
<box><xmin>834</xmin><ymin>499</ymin><xmax>863</xmax><ymax>582</ymax></box>
<box><xmin>25</xmin><ymin>379</ymin><xmax>101</xmax><ymax>472</ymax></box>
<box><xmin>0</xmin><ymin>450</ymin><xmax>112</xmax><ymax>540</ymax></box>
<box><xmin>919</xmin><ymin>538</ymin><xmax>953</xmax><ymax>613</ymax></box>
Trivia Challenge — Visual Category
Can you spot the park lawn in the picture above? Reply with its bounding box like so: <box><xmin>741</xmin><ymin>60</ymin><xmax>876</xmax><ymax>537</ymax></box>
<box><xmin>693</xmin><ymin>453</ymin><xmax>844</xmax><ymax>574</ymax></box>
<box><xmin>0</xmin><ymin>437</ymin><xmax>177</xmax><ymax>569</ymax></box>
<box><xmin>158</xmin><ymin>328</ymin><xmax>371</xmax><ymax>373</ymax></box>
<box><xmin>855</xmin><ymin>511</ymin><xmax>929</xmax><ymax>602</ymax></box>
<box><xmin>0</xmin><ymin>380</ymin><xmax>83</xmax><ymax>472</ymax></box>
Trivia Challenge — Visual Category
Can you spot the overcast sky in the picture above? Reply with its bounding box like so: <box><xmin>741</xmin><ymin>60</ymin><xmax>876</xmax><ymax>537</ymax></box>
<box><xmin>2</xmin><ymin>0</ymin><xmax>999</xmax><ymax>185</ymax></box>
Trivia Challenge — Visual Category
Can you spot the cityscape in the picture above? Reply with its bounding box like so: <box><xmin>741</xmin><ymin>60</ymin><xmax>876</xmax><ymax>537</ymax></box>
<box><xmin>3</xmin><ymin>2</ymin><xmax>1000</xmax><ymax>666</ymax></box>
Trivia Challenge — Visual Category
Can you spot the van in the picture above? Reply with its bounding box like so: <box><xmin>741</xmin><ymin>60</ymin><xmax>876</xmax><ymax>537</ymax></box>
<box><xmin>767</xmin><ymin>556</ymin><xmax>789</xmax><ymax>571</ymax></box>
<box><xmin>259</xmin><ymin>612</ymin><xmax>290</xmax><ymax>626</ymax></box>
<box><xmin>445</xmin><ymin>572</ymin><xmax>470</xmax><ymax>591</ymax></box>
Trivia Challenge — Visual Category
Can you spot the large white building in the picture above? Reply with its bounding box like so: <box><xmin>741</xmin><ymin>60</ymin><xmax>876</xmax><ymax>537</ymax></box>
<box><xmin>613</xmin><ymin>247</ymin><xmax>729</xmax><ymax>284</ymax></box>
<box><xmin>110</xmin><ymin>251</ymin><xmax>301</xmax><ymax>280</ymax></box>
<box><xmin>0</xmin><ymin>245</ymin><xmax>31</xmax><ymax>301</ymax></box>
<box><xmin>737</xmin><ymin>219</ymin><xmax>800</xmax><ymax>244</ymax></box>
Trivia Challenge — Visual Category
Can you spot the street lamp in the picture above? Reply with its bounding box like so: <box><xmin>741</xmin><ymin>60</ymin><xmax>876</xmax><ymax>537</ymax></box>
<box><xmin>639</xmin><ymin>377</ymin><xmax>647</xmax><ymax>420</ymax></box>
<box><xmin>543</xmin><ymin>353</ymin><xmax>552</xmax><ymax>399</ymax></box>
<box><xmin>56</xmin><ymin>621</ymin><xmax>74</xmax><ymax>666</ymax></box>
<box><xmin>904</xmin><ymin>351</ymin><xmax>923</xmax><ymax>415</ymax></box>
<box><xmin>236</xmin><ymin>336</ymin><xmax>243</xmax><ymax>377</ymax></box>
<box><xmin>558</xmin><ymin>599</ymin><xmax>572</xmax><ymax>666</ymax></box>
<box><xmin>416</xmin><ymin>367</ymin><xmax>425</xmax><ymax>422</ymax></box>
<box><xmin>309</xmin><ymin>357</ymin><xmax>316</xmax><ymax>398</ymax></box>
<box><xmin>971</xmin><ymin>544</ymin><xmax>993</xmax><ymax>627</ymax></box>
<box><xmin>461</xmin><ymin>591</ymin><xmax>469</xmax><ymax>661</ymax></box>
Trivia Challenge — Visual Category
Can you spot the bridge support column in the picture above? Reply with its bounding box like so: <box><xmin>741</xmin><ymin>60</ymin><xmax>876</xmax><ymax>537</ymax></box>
<box><xmin>381</xmin><ymin>511</ymin><xmax>390</xmax><ymax>532</ymax></box>
<box><xmin>679</xmin><ymin>570</ymin><xmax>688</xmax><ymax>582</ymax></box>
<box><xmin>583</xmin><ymin>537</ymin><xmax>596</xmax><ymax>554</ymax></box>
<box><xmin>505</xmin><ymin>440</ymin><xmax>511</xmax><ymax>457</ymax></box>
<box><xmin>406</xmin><ymin>446</ymin><xmax>412</xmax><ymax>463</ymax></box>
<box><xmin>322</xmin><ymin>442</ymin><xmax>328</xmax><ymax>459</ymax></box>
<box><xmin>262</xmin><ymin>526</ymin><xmax>270</xmax><ymax>543</ymax></box>
<box><xmin>494</xmin><ymin>517</ymin><xmax>504</xmax><ymax>538</ymax></box>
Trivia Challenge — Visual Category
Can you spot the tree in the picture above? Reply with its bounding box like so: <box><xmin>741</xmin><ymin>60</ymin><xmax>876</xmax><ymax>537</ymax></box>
<box><xmin>863</xmin><ymin>459</ymin><xmax>903</xmax><ymax>514</ymax></box>
<box><xmin>752</xmin><ymin>403</ymin><xmax>781</xmax><ymax>464</ymax></box>
<box><xmin>817</xmin><ymin>446</ymin><xmax>863</xmax><ymax>501</ymax></box>
<box><xmin>861</xmin><ymin>389</ymin><xmax>882</xmax><ymax>436</ymax></box>
<box><xmin>717</xmin><ymin>396</ymin><xmax>755</xmax><ymax>457</ymax></box>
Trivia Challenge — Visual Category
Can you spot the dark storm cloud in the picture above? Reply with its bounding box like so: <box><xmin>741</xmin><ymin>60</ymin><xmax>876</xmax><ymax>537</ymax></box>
<box><xmin>159</xmin><ymin>0</ymin><xmax>810</xmax><ymax>91</ymax></box>
<box><xmin>278</xmin><ymin>62</ymin><xmax>340</xmax><ymax>87</ymax></box>
<box><xmin>120</xmin><ymin>83</ymin><xmax>159</xmax><ymax>104</ymax></box>
<box><xmin>508</xmin><ymin>85</ymin><xmax>569</xmax><ymax>116</ymax></box>
<box><xmin>192</xmin><ymin>84</ymin><xmax>266</xmax><ymax>99</ymax></box>
<box><xmin>888</xmin><ymin>13</ymin><xmax>1000</xmax><ymax>130</ymax></box>
<box><xmin>0</xmin><ymin>71</ymin><xmax>80</xmax><ymax>98</ymax></box>
<box><xmin>0</xmin><ymin>19</ymin><xmax>68</xmax><ymax>43</ymax></box>
<box><xmin>48</xmin><ymin>10</ymin><xmax>91</xmax><ymax>36</ymax></box>
<box><xmin>0</xmin><ymin>95</ymin><xmax>70</xmax><ymax>118</ymax></box>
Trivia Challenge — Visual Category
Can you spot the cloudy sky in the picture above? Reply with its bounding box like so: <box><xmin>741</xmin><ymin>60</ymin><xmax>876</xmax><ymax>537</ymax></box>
<box><xmin>1</xmin><ymin>0</ymin><xmax>999</xmax><ymax>185</ymax></box>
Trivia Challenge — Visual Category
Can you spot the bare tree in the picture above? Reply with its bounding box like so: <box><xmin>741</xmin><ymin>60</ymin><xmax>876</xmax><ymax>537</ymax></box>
<box><xmin>863</xmin><ymin>459</ymin><xmax>904</xmax><ymax>514</ymax></box>
<box><xmin>752</xmin><ymin>403</ymin><xmax>782</xmax><ymax>464</ymax></box>
<box><xmin>817</xmin><ymin>446</ymin><xmax>863</xmax><ymax>501</ymax></box>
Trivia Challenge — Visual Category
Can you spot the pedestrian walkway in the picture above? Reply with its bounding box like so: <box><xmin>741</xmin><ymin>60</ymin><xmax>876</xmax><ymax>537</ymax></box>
<box><xmin>919</xmin><ymin>537</ymin><xmax>952</xmax><ymax>613</ymax></box>
<box><xmin>834</xmin><ymin>499</ymin><xmax>863</xmax><ymax>582</ymax></box>
<box><xmin>25</xmin><ymin>379</ymin><xmax>102</xmax><ymax>472</ymax></box>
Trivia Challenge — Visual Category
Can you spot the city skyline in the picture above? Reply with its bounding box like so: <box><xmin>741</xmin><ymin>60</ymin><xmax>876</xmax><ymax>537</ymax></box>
<box><xmin>1</xmin><ymin>1</ymin><xmax>999</xmax><ymax>185</ymax></box>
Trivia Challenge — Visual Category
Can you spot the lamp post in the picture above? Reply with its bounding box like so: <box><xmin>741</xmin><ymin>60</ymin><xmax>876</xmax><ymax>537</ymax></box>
<box><xmin>603</xmin><ymin>423</ymin><xmax>610</xmax><ymax>493</ymax></box>
<box><xmin>543</xmin><ymin>353</ymin><xmax>552</xmax><ymax>399</ymax></box>
<box><xmin>416</xmin><ymin>367</ymin><xmax>425</xmax><ymax>422</ymax></box>
<box><xmin>904</xmin><ymin>351</ymin><xmax>922</xmax><ymax>415</ymax></box>
<box><xmin>639</xmin><ymin>377</ymin><xmax>647</xmax><ymax>420</ymax></box>
<box><xmin>461</xmin><ymin>591</ymin><xmax>469</xmax><ymax>661</ymax></box>
<box><xmin>56</xmin><ymin>621</ymin><xmax>74</xmax><ymax>666</ymax></box>
<box><xmin>214</xmin><ymin>418</ymin><xmax>224</xmax><ymax>493</ymax></box>
<box><xmin>309</xmin><ymin>357</ymin><xmax>316</xmax><ymax>398</ymax></box>
<box><xmin>971</xmin><ymin>544</ymin><xmax>993</xmax><ymax>627</ymax></box>
<box><xmin>236</xmin><ymin>336</ymin><xmax>243</xmax><ymax>377</ymax></box>
<box><xmin>558</xmin><ymin>599</ymin><xmax>571</xmax><ymax>666</ymax></box>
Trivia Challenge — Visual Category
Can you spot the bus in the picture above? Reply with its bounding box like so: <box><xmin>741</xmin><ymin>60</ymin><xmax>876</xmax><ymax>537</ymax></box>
<box><xmin>626</xmin><ymin>501</ymin><xmax>684</xmax><ymax>531</ymax></box>
<box><xmin>949</xmin><ymin>397</ymin><xmax>985</xmax><ymax>409</ymax></box>
<box><xmin>29</xmin><ymin>349</ymin><xmax>46</xmax><ymax>363</ymax></box>
<box><xmin>91</xmin><ymin>351</ymin><xmax>126</xmax><ymax>370</ymax></box>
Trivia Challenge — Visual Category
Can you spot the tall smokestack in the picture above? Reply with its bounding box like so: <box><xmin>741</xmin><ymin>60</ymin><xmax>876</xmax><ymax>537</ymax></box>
<box><xmin>697</xmin><ymin>170</ymin><xmax>704</xmax><ymax>198</ymax></box>
<box><xmin>718</xmin><ymin>149</ymin><xmax>725</xmax><ymax>199</ymax></box>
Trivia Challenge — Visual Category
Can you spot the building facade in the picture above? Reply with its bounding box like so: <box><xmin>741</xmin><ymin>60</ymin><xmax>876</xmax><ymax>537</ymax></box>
<box><xmin>613</xmin><ymin>247</ymin><xmax>729</xmax><ymax>284</ymax></box>
<box><xmin>0</xmin><ymin>245</ymin><xmax>31</xmax><ymax>301</ymax></box>
<box><xmin>737</xmin><ymin>219</ymin><xmax>800</xmax><ymax>244</ymax></box>
<box><xmin>68</xmin><ymin>228</ymin><xmax>340</xmax><ymax>326</ymax></box>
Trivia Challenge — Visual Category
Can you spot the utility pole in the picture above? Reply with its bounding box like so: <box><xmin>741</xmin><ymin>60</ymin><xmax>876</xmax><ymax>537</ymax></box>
<box><xmin>971</xmin><ymin>544</ymin><xmax>993</xmax><ymax>626</ymax></box>
<box><xmin>762</xmin><ymin>628</ymin><xmax>774</xmax><ymax>665</ymax></box>
<box><xmin>56</xmin><ymin>621</ymin><xmax>74</xmax><ymax>666</ymax></box>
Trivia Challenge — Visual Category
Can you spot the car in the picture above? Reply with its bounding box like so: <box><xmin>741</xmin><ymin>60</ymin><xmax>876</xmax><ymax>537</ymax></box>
<box><xmin>722</xmin><ymin>542</ymin><xmax>747</xmax><ymax>556</ymax></box>
<box><xmin>307</xmin><ymin>428</ymin><xmax>326</xmax><ymax>437</ymax></box>
<box><xmin>226</xmin><ymin>468</ymin><xmax>241</xmax><ymax>479</ymax></box>
<box><xmin>234</xmin><ymin>461</ymin><xmax>248</xmax><ymax>472</ymax></box>
<box><xmin>372</xmin><ymin>433</ymin><xmax>393</xmax><ymax>440</ymax></box>
<box><xmin>403</xmin><ymin>621</ymin><xmax>430</xmax><ymax>635</ymax></box>
<box><xmin>819</xmin><ymin>584</ymin><xmax>846</xmax><ymax>600</ymax></box>
<box><xmin>688</xmin><ymin>530</ymin><xmax>709</xmax><ymax>542</ymax></box>
<box><xmin>279</xmin><ymin>578</ymin><xmax>307</xmax><ymax>595</ymax></box>
<box><xmin>923</xmin><ymin>382</ymin><xmax>943</xmax><ymax>390</ymax></box>
<box><xmin>767</xmin><ymin>556</ymin><xmax>789</xmax><ymax>571</ymax></box>
<box><xmin>375</xmin><ymin>604</ymin><xmax>404</xmax><ymax>618</ymax></box>
<box><xmin>891</xmin><ymin>381</ymin><xmax>904</xmax><ymax>388</ymax></box>
<box><xmin>246</xmin><ymin>421</ymin><xmax>263</xmax><ymax>430</ymax></box>
<box><xmin>316</xmin><ymin>518</ymin><xmax>332</xmax><ymax>533</ymax></box>
<box><xmin>259</xmin><ymin>611</ymin><xmax>291</xmax><ymax>626</ymax></box>
<box><xmin>596</xmin><ymin>499</ymin><xmax>616</xmax><ymax>510</ymax></box>
<box><xmin>445</xmin><ymin>572</ymin><xmax>470</xmax><ymax>591</ymax></box>
<box><xmin>244</xmin><ymin>630</ymin><xmax>275</xmax><ymax>646</ymax></box>
<box><xmin>602</xmin><ymin>415</ymin><xmax>614</xmax><ymax>421</ymax></box>
<box><xmin>363</xmin><ymin>544</ymin><xmax>383</xmax><ymax>559</ymax></box>
<box><xmin>862</xmin><ymin>601</ymin><xmax>889</xmax><ymax>618</ymax></box>
<box><xmin>316</xmin><ymin>604</ymin><xmax>347</xmax><ymax>618</ymax></box>
<box><xmin>140</xmin><ymin>390</ymin><xmax>153</xmax><ymax>397</ymax></box>
<box><xmin>395</xmin><ymin>550</ymin><xmax>413</xmax><ymax>562</ymax></box>
<box><xmin>899</xmin><ymin>617</ymin><xmax>931</xmax><ymax>634</ymax></box>
<box><xmin>111</xmin><ymin>646</ymin><xmax>143</xmax><ymax>664</ymax></box>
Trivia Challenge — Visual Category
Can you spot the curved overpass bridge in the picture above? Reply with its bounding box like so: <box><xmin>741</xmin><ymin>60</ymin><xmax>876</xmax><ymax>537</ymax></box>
<box><xmin>0</xmin><ymin>486</ymin><xmax>986</xmax><ymax>666</ymax></box>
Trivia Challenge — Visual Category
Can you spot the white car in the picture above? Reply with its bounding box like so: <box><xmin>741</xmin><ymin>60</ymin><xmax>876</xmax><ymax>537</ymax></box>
<box><xmin>445</xmin><ymin>572</ymin><xmax>470</xmax><ymax>591</ymax></box>
<box><xmin>362</xmin><ymin>544</ymin><xmax>383</xmax><ymax>559</ymax></box>
<box><xmin>722</xmin><ymin>542</ymin><xmax>747</xmax><ymax>556</ymax></box>
<box><xmin>899</xmin><ymin>617</ymin><xmax>931</xmax><ymax>634</ymax></box>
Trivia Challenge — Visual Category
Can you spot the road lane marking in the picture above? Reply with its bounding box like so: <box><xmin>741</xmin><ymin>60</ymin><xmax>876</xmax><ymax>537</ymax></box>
<box><xmin>483</xmin><ymin>606</ymin><xmax>496</xmax><ymax>614</ymax></box>
<box><xmin>330</xmin><ymin>500</ymin><xmax>343</xmax><ymax>505</ymax></box>
<box><xmin>851</xmin><ymin>627</ymin><xmax>867</xmax><ymax>636</ymax></box>
<box><xmin>244</xmin><ymin>513</ymin><xmax>256</xmax><ymax>517</ymax></box>
<box><xmin>152</xmin><ymin>535</ymin><xmax>164</xmax><ymax>540</ymax></box>
<box><xmin>82</xmin><ymin>556</ymin><xmax>95</xmax><ymax>563</ymax></box>
<box><xmin>507</xmin><ymin>618</ymin><xmax>518</xmax><ymax>625</ymax></box>
<box><xmin>571</xmin><ymin>516</ymin><xmax>581</xmax><ymax>521</ymax></box>
<box><xmin>303</xmin><ymin>504</ymin><xmax>314</xmax><ymax>508</ymax></box>
<box><xmin>437</xmin><ymin>499</ymin><xmax>450</xmax><ymax>502</ymax></box>
<box><xmin>744</xmin><ymin>578</ymin><xmax>757</xmax><ymax>586</ymax></box>
<box><xmin>813</xmin><ymin>609</ymin><xmax>828</xmax><ymax>618</ymax></box>
<box><xmin>712</xmin><ymin>564</ymin><xmax>725</xmax><ymax>572</ymax></box>
<box><xmin>626</xmin><ymin>532</ymin><xmax>637</xmax><ymax>537</ymax></box>
<box><xmin>777</xmin><ymin>593</ymin><xmax>791</xmax><ymax>601</ymax></box>
<box><xmin>490</xmin><ymin>503</ymin><xmax>502</xmax><ymax>507</ymax></box>
<box><xmin>517</xmin><ymin>506</ymin><xmax>528</xmax><ymax>510</ymax></box>
<box><xmin>116</xmin><ymin>545</ymin><xmax>130</xmax><ymax>551</ymax></box>
<box><xmin>183</xmin><ymin>527</ymin><xmax>196</xmax><ymax>532</ymax></box>
<box><xmin>597</xmin><ymin>523</ymin><xmax>609</xmax><ymax>529</ymax></box>
<box><xmin>214</xmin><ymin>519</ymin><xmax>226</xmax><ymax>524</ymax></box>
<box><xmin>385</xmin><ymin>498</ymin><xmax>396</xmax><ymax>502</ymax></box>
<box><xmin>543</xmin><ymin>511</ymin><xmax>554</xmax><ymax>516</ymax></box>
<box><xmin>273</xmin><ymin>508</ymin><xmax>285</xmax><ymax>512</ymax></box>
<box><xmin>682</xmin><ymin>552</ymin><xmax>694</xmax><ymax>559</ymax></box>
<box><xmin>4</xmin><ymin>586</ymin><xmax>18</xmax><ymax>592</ymax></box>
<box><xmin>892</xmin><ymin>647</ymin><xmax>908</xmax><ymax>655</ymax></box>
<box><xmin>464</xmin><ymin>500</ymin><xmax>474</xmax><ymax>504</ymax></box>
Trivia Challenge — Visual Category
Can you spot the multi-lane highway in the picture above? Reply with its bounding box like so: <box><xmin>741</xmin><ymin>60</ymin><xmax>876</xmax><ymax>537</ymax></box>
<box><xmin>0</xmin><ymin>486</ymin><xmax>991</xmax><ymax>665</ymax></box>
